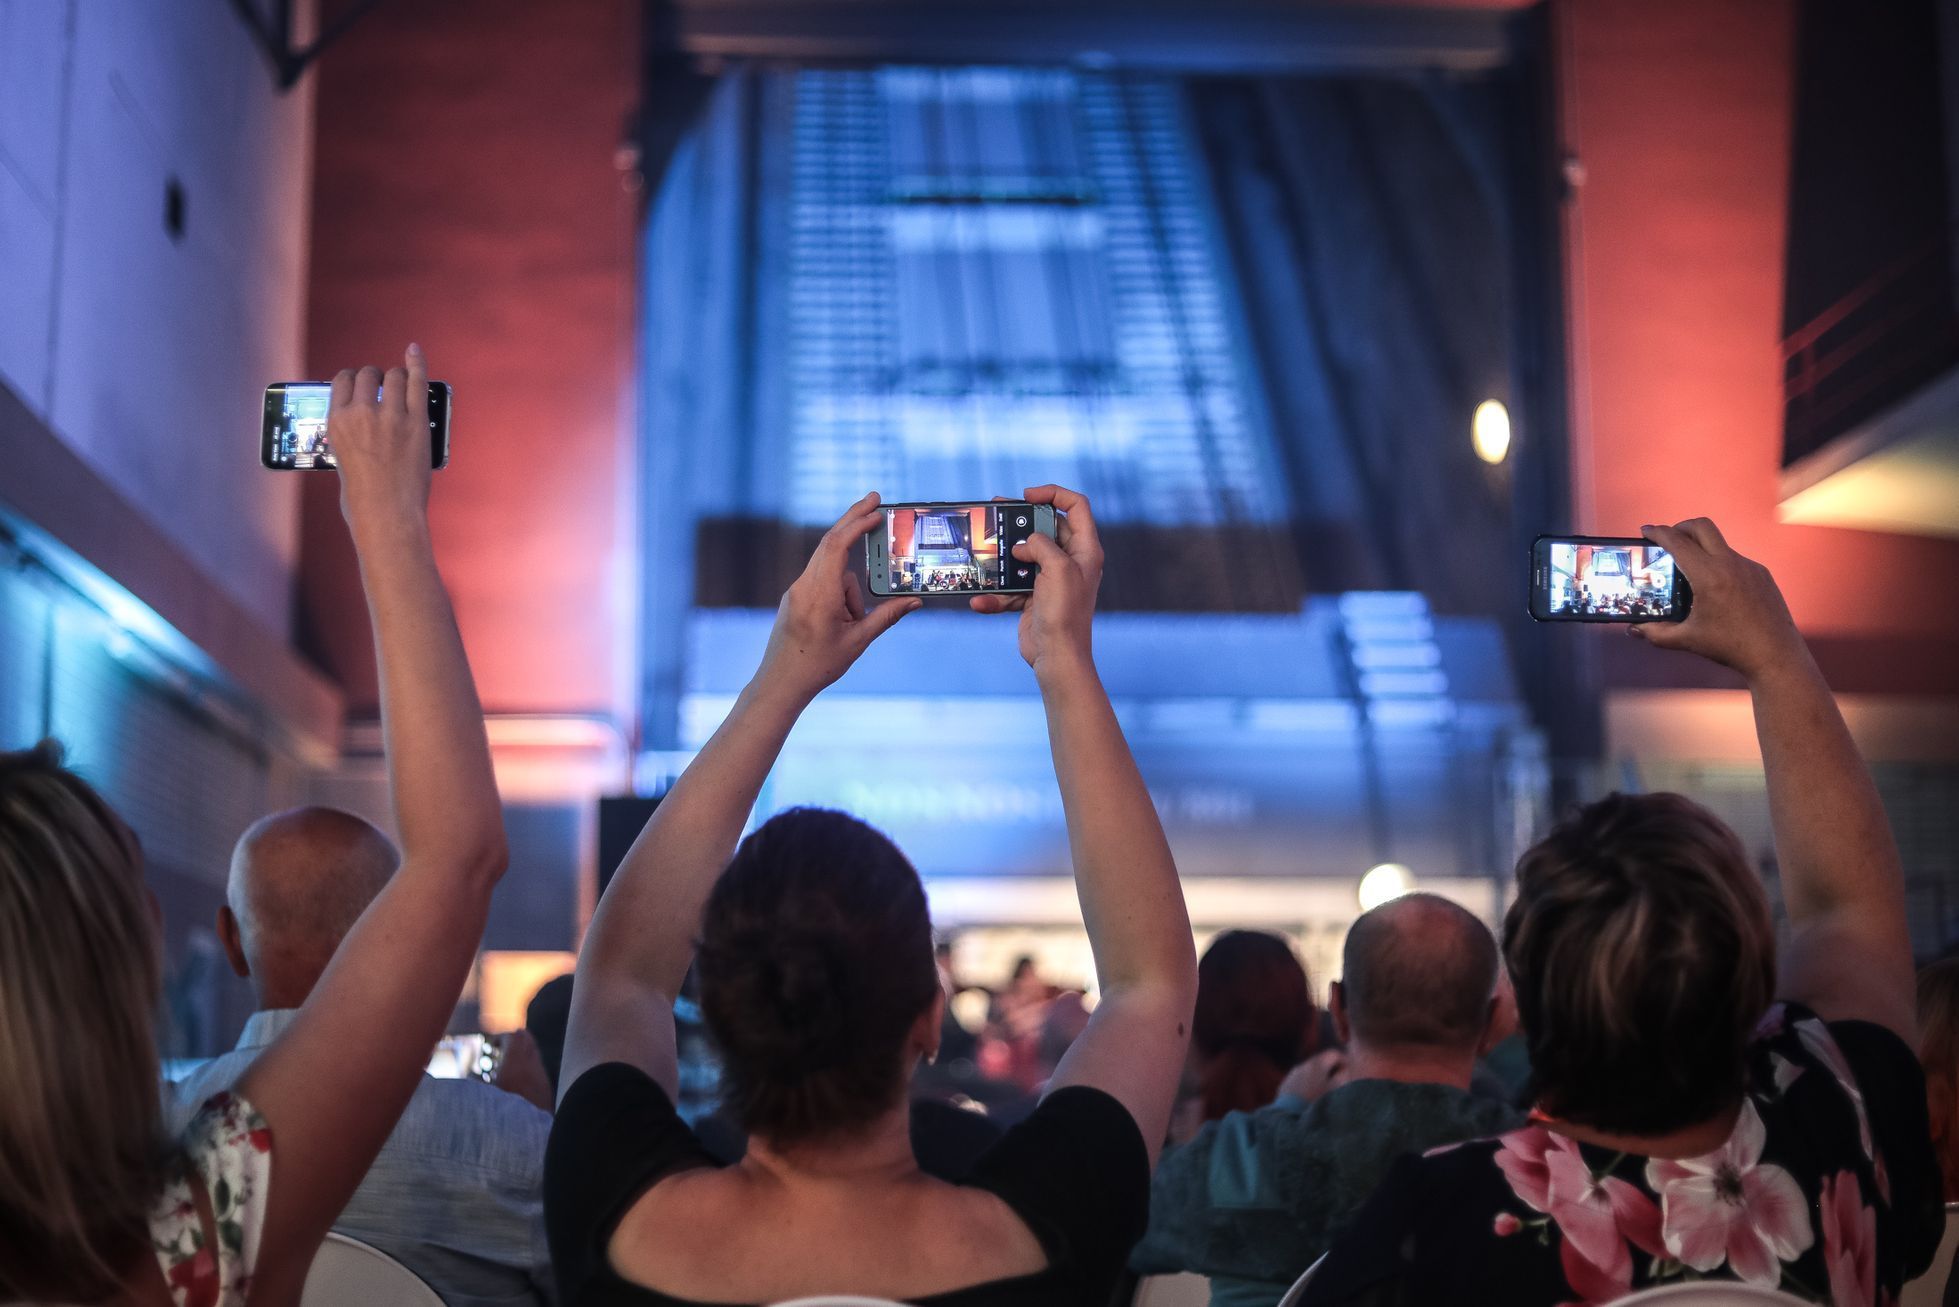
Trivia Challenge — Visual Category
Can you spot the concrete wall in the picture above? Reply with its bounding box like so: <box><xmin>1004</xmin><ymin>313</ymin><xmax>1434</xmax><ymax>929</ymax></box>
<box><xmin>299</xmin><ymin>0</ymin><xmax>640</xmax><ymax>722</ymax></box>
<box><xmin>0</xmin><ymin>0</ymin><xmax>314</xmax><ymax>633</ymax></box>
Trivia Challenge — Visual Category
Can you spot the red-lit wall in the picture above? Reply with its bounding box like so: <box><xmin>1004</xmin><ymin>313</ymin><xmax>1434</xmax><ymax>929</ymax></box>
<box><xmin>301</xmin><ymin>0</ymin><xmax>638</xmax><ymax>718</ymax></box>
<box><xmin>299</xmin><ymin>0</ymin><xmax>1959</xmax><ymax>727</ymax></box>
<box><xmin>1559</xmin><ymin>0</ymin><xmax>1959</xmax><ymax>688</ymax></box>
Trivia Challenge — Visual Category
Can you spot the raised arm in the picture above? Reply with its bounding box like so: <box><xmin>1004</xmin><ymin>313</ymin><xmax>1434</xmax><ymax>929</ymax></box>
<box><xmin>975</xmin><ymin>486</ymin><xmax>1197</xmax><ymax>1163</ymax></box>
<box><xmin>1637</xmin><ymin>519</ymin><xmax>1914</xmax><ymax>1040</ymax></box>
<box><xmin>236</xmin><ymin>346</ymin><xmax>511</xmax><ymax>1301</ymax></box>
<box><xmin>561</xmin><ymin>493</ymin><xmax>919</xmax><ymax>1102</ymax></box>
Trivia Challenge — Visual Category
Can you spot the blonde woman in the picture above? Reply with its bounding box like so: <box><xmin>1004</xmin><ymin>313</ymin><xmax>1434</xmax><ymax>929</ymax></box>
<box><xmin>0</xmin><ymin>345</ymin><xmax>508</xmax><ymax>1305</ymax></box>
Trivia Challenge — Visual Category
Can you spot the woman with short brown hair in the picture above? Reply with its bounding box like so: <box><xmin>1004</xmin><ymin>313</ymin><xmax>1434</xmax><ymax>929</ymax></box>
<box><xmin>1305</xmin><ymin>519</ymin><xmax>1944</xmax><ymax>1307</ymax></box>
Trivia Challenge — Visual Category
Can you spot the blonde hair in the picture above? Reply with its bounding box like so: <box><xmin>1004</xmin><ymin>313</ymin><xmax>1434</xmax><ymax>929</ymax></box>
<box><xmin>1916</xmin><ymin>958</ymin><xmax>1959</xmax><ymax>1201</ymax></box>
<box><xmin>1505</xmin><ymin>791</ymin><xmax>1777</xmax><ymax>1135</ymax></box>
<box><xmin>0</xmin><ymin>741</ymin><xmax>169</xmax><ymax>1299</ymax></box>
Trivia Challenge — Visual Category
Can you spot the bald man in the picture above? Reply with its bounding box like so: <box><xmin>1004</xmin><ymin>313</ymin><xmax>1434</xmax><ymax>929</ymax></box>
<box><xmin>1130</xmin><ymin>894</ymin><xmax>1526</xmax><ymax>1307</ymax></box>
<box><xmin>168</xmin><ymin>808</ymin><xmax>556</xmax><ymax>1307</ymax></box>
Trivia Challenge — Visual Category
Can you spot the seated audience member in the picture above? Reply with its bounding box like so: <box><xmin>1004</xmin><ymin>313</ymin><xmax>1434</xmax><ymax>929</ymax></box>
<box><xmin>546</xmin><ymin>486</ymin><xmax>1198</xmax><ymax>1306</ymax></box>
<box><xmin>0</xmin><ymin>347</ymin><xmax>510</xmax><ymax>1304</ymax></box>
<box><xmin>529</xmin><ymin>972</ymin><xmax>576</xmax><ymax>1097</ymax></box>
<box><xmin>1916</xmin><ymin>957</ymin><xmax>1959</xmax><ymax>1202</ymax></box>
<box><xmin>1303</xmin><ymin>519</ymin><xmax>1944</xmax><ymax>1307</ymax></box>
<box><xmin>1174</xmin><ymin>931</ymin><xmax>1317</xmax><ymax>1144</ymax></box>
<box><xmin>168</xmin><ymin>806</ymin><xmax>555</xmax><ymax>1307</ymax></box>
<box><xmin>1132</xmin><ymin>896</ymin><xmax>1523</xmax><ymax>1307</ymax></box>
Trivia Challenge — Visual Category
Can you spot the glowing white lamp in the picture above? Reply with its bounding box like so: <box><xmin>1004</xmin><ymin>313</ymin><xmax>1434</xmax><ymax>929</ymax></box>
<box><xmin>1357</xmin><ymin>862</ymin><xmax>1416</xmax><ymax>912</ymax></box>
<box><xmin>1472</xmin><ymin>399</ymin><xmax>1511</xmax><ymax>465</ymax></box>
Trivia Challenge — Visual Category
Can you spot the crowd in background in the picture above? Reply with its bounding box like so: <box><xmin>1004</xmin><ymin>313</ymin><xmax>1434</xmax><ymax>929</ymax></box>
<box><xmin>0</xmin><ymin>353</ymin><xmax>1950</xmax><ymax>1307</ymax></box>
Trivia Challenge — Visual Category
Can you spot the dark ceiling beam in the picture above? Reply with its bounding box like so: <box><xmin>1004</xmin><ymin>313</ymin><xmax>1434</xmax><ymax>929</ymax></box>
<box><xmin>662</xmin><ymin>2</ymin><xmax>1514</xmax><ymax>74</ymax></box>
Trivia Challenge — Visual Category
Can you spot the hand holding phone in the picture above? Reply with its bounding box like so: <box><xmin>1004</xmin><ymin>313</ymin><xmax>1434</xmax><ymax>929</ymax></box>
<box><xmin>262</xmin><ymin>355</ymin><xmax>450</xmax><ymax>472</ymax></box>
<box><xmin>759</xmin><ymin>491</ymin><xmax>922</xmax><ymax>703</ymax></box>
<box><xmin>970</xmin><ymin>485</ymin><xmax>1104</xmax><ymax>677</ymax></box>
<box><xmin>1627</xmin><ymin>519</ymin><xmax>1805</xmax><ymax>679</ymax></box>
<box><xmin>1529</xmin><ymin>533</ymin><xmax>1692</xmax><ymax>623</ymax></box>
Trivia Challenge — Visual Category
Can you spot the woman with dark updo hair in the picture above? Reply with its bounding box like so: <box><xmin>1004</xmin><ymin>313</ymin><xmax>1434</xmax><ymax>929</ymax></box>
<box><xmin>546</xmin><ymin>487</ymin><xmax>1198</xmax><ymax>1307</ymax></box>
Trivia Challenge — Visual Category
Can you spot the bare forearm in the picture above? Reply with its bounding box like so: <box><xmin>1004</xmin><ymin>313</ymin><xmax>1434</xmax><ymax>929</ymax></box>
<box><xmin>582</xmin><ymin>675</ymin><xmax>806</xmax><ymax>998</ymax></box>
<box><xmin>1038</xmin><ymin>655</ymin><xmax>1194</xmax><ymax>995</ymax></box>
<box><xmin>353</xmin><ymin>515</ymin><xmax>504</xmax><ymax>878</ymax></box>
<box><xmin>1748</xmin><ymin>648</ymin><xmax>1904</xmax><ymax>927</ymax></box>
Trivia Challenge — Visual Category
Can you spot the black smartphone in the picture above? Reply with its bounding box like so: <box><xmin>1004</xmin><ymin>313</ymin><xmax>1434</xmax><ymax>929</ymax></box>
<box><xmin>261</xmin><ymin>381</ymin><xmax>451</xmax><ymax>470</ymax></box>
<box><xmin>1530</xmin><ymin>534</ymin><xmax>1692</xmax><ymax>622</ymax></box>
<box><xmin>866</xmin><ymin>501</ymin><xmax>1058</xmax><ymax>597</ymax></box>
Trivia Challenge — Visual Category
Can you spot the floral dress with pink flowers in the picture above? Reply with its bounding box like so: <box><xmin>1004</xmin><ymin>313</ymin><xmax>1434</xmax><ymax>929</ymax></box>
<box><xmin>147</xmin><ymin>1092</ymin><xmax>274</xmax><ymax>1307</ymax></box>
<box><xmin>1300</xmin><ymin>1007</ymin><xmax>1943</xmax><ymax>1307</ymax></box>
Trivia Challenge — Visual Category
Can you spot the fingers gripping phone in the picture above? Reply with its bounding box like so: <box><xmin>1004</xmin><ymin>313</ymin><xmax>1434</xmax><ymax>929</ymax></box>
<box><xmin>867</xmin><ymin>501</ymin><xmax>1057</xmax><ymax>597</ymax></box>
<box><xmin>261</xmin><ymin>381</ymin><xmax>452</xmax><ymax>470</ymax></box>
<box><xmin>1530</xmin><ymin>534</ymin><xmax>1693</xmax><ymax>622</ymax></box>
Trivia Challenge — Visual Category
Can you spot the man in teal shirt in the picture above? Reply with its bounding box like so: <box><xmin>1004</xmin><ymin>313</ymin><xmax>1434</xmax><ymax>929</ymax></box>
<box><xmin>1131</xmin><ymin>894</ymin><xmax>1525</xmax><ymax>1307</ymax></box>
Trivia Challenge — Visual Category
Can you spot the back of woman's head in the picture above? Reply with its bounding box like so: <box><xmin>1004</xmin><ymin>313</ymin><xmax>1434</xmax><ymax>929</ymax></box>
<box><xmin>1915</xmin><ymin>957</ymin><xmax>1959</xmax><ymax>1198</ymax></box>
<box><xmin>696</xmin><ymin>808</ymin><xmax>937</xmax><ymax>1146</ymax></box>
<box><xmin>1192</xmin><ymin>930</ymin><xmax>1314</xmax><ymax>1121</ymax></box>
<box><xmin>1505</xmin><ymin>792</ymin><xmax>1775</xmax><ymax>1136</ymax></box>
<box><xmin>0</xmin><ymin>741</ymin><xmax>166</xmax><ymax>1299</ymax></box>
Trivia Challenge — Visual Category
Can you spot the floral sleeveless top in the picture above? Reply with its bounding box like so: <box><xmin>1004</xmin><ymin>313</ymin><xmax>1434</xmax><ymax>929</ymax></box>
<box><xmin>148</xmin><ymin>1092</ymin><xmax>273</xmax><ymax>1307</ymax></box>
<box><xmin>1301</xmin><ymin>1006</ymin><xmax>1945</xmax><ymax>1306</ymax></box>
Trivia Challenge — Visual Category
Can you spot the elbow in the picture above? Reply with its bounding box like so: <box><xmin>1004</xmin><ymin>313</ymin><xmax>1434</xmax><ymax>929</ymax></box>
<box><xmin>461</xmin><ymin>825</ymin><xmax>510</xmax><ymax>894</ymax></box>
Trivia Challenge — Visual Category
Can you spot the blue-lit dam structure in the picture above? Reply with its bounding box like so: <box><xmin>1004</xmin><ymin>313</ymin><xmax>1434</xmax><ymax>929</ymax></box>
<box><xmin>635</xmin><ymin>63</ymin><xmax>1565</xmax><ymax>967</ymax></box>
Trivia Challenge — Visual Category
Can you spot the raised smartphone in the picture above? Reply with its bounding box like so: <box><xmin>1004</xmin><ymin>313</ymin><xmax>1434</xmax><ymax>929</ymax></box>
<box><xmin>427</xmin><ymin>1033</ymin><xmax>502</xmax><ymax>1082</ymax></box>
<box><xmin>1530</xmin><ymin>534</ymin><xmax>1692</xmax><ymax>622</ymax></box>
<box><xmin>261</xmin><ymin>380</ymin><xmax>451</xmax><ymax>470</ymax></box>
<box><xmin>866</xmin><ymin>501</ymin><xmax>1057</xmax><ymax>597</ymax></box>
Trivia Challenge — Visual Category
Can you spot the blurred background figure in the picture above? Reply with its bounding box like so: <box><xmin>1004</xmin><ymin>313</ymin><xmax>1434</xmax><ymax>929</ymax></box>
<box><xmin>1173</xmin><ymin>930</ymin><xmax>1317</xmax><ymax>1144</ymax></box>
<box><xmin>1918</xmin><ymin>956</ymin><xmax>1959</xmax><ymax>1202</ymax></box>
<box><xmin>525</xmin><ymin>972</ymin><xmax>575</xmax><ymax>1098</ymax></box>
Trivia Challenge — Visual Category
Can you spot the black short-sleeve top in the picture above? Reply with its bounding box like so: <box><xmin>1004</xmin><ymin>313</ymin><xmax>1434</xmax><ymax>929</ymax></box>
<box><xmin>1300</xmin><ymin>1005</ymin><xmax>1944</xmax><ymax>1307</ymax></box>
<box><xmin>545</xmin><ymin>1063</ymin><xmax>1150</xmax><ymax>1307</ymax></box>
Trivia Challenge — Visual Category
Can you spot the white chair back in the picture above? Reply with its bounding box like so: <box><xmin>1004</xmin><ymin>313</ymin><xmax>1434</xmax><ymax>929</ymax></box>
<box><xmin>1613</xmin><ymin>1284</ymin><xmax>1809</xmax><ymax>1304</ymax></box>
<box><xmin>299</xmin><ymin>1232</ymin><xmax>444</xmax><ymax>1307</ymax></box>
<box><xmin>1901</xmin><ymin>1203</ymin><xmax>1959</xmax><ymax>1307</ymax></box>
<box><xmin>1132</xmin><ymin>1272</ymin><xmax>1212</xmax><ymax>1306</ymax></box>
<box><xmin>1276</xmin><ymin>1253</ymin><xmax>1326</xmax><ymax>1307</ymax></box>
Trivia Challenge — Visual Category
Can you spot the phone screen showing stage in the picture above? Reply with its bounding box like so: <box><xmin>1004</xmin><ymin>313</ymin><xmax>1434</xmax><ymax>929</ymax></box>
<box><xmin>262</xmin><ymin>382</ymin><xmax>449</xmax><ymax>470</ymax></box>
<box><xmin>1539</xmin><ymin>540</ymin><xmax>1679</xmax><ymax>620</ymax></box>
<box><xmin>270</xmin><ymin>384</ymin><xmax>335</xmax><ymax>469</ymax></box>
<box><xmin>882</xmin><ymin>504</ymin><xmax>1039</xmax><ymax>595</ymax></box>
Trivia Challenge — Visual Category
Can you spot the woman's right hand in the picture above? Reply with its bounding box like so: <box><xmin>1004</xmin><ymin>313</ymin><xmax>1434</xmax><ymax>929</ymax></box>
<box><xmin>329</xmin><ymin>343</ymin><xmax>433</xmax><ymax>533</ymax></box>
<box><xmin>754</xmin><ymin>491</ymin><xmax>921</xmax><ymax>704</ymax></box>
<box><xmin>1633</xmin><ymin>518</ymin><xmax>1807</xmax><ymax>681</ymax></box>
<box><xmin>970</xmin><ymin>485</ymin><xmax>1104</xmax><ymax>679</ymax></box>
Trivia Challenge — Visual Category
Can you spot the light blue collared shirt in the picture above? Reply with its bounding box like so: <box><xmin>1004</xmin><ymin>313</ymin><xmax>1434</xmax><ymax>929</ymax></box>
<box><xmin>167</xmin><ymin>1009</ymin><xmax>556</xmax><ymax>1307</ymax></box>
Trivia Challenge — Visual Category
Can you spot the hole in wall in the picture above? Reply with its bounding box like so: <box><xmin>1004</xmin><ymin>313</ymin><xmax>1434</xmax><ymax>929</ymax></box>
<box><xmin>164</xmin><ymin>177</ymin><xmax>186</xmax><ymax>242</ymax></box>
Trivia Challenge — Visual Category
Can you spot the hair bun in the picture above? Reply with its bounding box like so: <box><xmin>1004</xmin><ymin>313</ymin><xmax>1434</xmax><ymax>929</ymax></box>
<box><xmin>707</xmin><ymin>924</ymin><xmax>854</xmax><ymax>1075</ymax></box>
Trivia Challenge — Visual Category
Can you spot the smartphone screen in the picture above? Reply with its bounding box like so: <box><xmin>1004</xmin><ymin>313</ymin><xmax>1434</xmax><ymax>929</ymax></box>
<box><xmin>867</xmin><ymin>502</ymin><xmax>1053</xmax><ymax>596</ymax></box>
<box><xmin>427</xmin><ymin>1033</ymin><xmax>500</xmax><ymax>1081</ymax></box>
<box><xmin>261</xmin><ymin>381</ymin><xmax>451</xmax><ymax>470</ymax></box>
<box><xmin>1531</xmin><ymin>535</ymin><xmax>1691</xmax><ymax>622</ymax></box>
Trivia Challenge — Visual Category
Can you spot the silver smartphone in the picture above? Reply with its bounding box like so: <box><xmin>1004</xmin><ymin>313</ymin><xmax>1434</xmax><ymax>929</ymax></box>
<box><xmin>865</xmin><ymin>501</ymin><xmax>1057</xmax><ymax>597</ymax></box>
